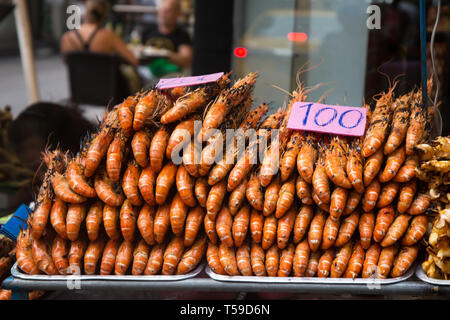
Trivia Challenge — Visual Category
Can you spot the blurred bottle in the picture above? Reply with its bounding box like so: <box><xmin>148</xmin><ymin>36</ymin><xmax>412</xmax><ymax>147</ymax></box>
<box><xmin>129</xmin><ymin>28</ymin><xmax>141</xmax><ymax>45</ymax></box>
<box><xmin>115</xmin><ymin>23</ymin><xmax>124</xmax><ymax>39</ymax></box>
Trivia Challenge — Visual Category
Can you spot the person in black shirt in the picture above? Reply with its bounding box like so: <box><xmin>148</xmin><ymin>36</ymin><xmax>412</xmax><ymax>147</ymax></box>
<box><xmin>142</xmin><ymin>0</ymin><xmax>192</xmax><ymax>71</ymax></box>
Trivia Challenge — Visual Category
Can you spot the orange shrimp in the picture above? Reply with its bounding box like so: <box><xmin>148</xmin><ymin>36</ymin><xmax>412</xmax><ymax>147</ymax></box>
<box><xmin>325</xmin><ymin>137</ymin><xmax>352</xmax><ymax>189</ymax></box>
<box><xmin>359</xmin><ymin>212</ymin><xmax>375</xmax><ymax>249</ymax></box>
<box><xmin>32</xmin><ymin>237</ymin><xmax>58</xmax><ymax>275</ymax></box>
<box><xmin>280</xmin><ymin>132</ymin><xmax>303</xmax><ymax>181</ymax></box>
<box><xmin>363</xmin><ymin>148</ymin><xmax>383</xmax><ymax>186</ymax></box>
<box><xmin>184</xmin><ymin>206</ymin><xmax>205</xmax><ymax>247</ymax></box>
<box><xmin>216</xmin><ymin>206</ymin><xmax>234</xmax><ymax>247</ymax></box>
<box><xmin>262</xmin><ymin>215</ymin><xmax>278</xmax><ymax>250</ymax></box>
<box><xmin>344</xmin><ymin>241</ymin><xmax>365</xmax><ymax>278</ymax></box>
<box><xmin>390</xmin><ymin>245</ymin><xmax>418</xmax><ymax>277</ymax></box>
<box><xmin>66</xmin><ymin>203</ymin><xmax>87</xmax><ymax>241</ymax></box>
<box><xmin>377</xmin><ymin>182</ymin><xmax>400</xmax><ymax>208</ymax></box>
<box><xmin>384</xmin><ymin>93</ymin><xmax>411</xmax><ymax>155</ymax></box>
<box><xmin>84</xmin><ymin>235</ymin><xmax>106</xmax><ymax>275</ymax></box>
<box><xmin>207</xmin><ymin>242</ymin><xmax>226</xmax><ymax>275</ymax></box>
<box><xmin>16</xmin><ymin>229</ymin><xmax>40</xmax><ymax>275</ymax></box>
<box><xmin>376</xmin><ymin>245</ymin><xmax>398</xmax><ymax>279</ymax></box>
<box><xmin>51</xmin><ymin>173</ymin><xmax>86</xmax><ymax>204</ymax></box>
<box><xmin>277</xmin><ymin>207</ymin><xmax>296</xmax><ymax>249</ymax></box>
<box><xmin>68</xmin><ymin>237</ymin><xmax>87</xmax><ymax>274</ymax></box>
<box><xmin>94</xmin><ymin>169</ymin><xmax>125</xmax><ymax>207</ymax></box>
<box><xmin>335</xmin><ymin>211</ymin><xmax>360</xmax><ymax>247</ymax></box>
<box><xmin>361</xmin><ymin>86</ymin><xmax>395</xmax><ymax>157</ymax></box>
<box><xmin>277</xmin><ymin>243</ymin><xmax>294</xmax><ymax>277</ymax></box>
<box><xmin>275</xmin><ymin>175</ymin><xmax>295</xmax><ymax>218</ymax></box>
<box><xmin>120</xmin><ymin>199</ymin><xmax>138</xmax><ymax>241</ymax></box>
<box><xmin>380</xmin><ymin>214</ymin><xmax>411</xmax><ymax>247</ymax></box>
<box><xmin>199</xmin><ymin>73</ymin><xmax>257</xmax><ymax>142</ymax></box>
<box><xmin>85</xmin><ymin>200</ymin><xmax>103</xmax><ymax>241</ymax></box>
<box><xmin>250</xmin><ymin>209</ymin><xmax>264</xmax><ymax>243</ymax></box>
<box><xmin>166</xmin><ymin>115</ymin><xmax>199</xmax><ymax>159</ymax></box>
<box><xmin>133</xmin><ymin>89</ymin><xmax>159</xmax><ymax>131</ymax></box>
<box><xmin>343</xmin><ymin>190</ymin><xmax>362</xmax><ymax>215</ymax></box>
<box><xmin>378</xmin><ymin>145</ymin><xmax>406</xmax><ymax>183</ymax></box>
<box><xmin>194</xmin><ymin>177</ymin><xmax>210</xmax><ymax>208</ymax></box>
<box><xmin>232</xmin><ymin>204</ymin><xmax>250</xmax><ymax>248</ymax></box>
<box><xmin>131</xmin><ymin>130</ymin><xmax>151</xmax><ymax>168</ymax></box>
<box><xmin>321</xmin><ymin>215</ymin><xmax>340</xmax><ymax>250</ymax></box>
<box><xmin>204</xmin><ymin>214</ymin><xmax>218</xmax><ymax>244</ymax></box>
<box><xmin>246</xmin><ymin>171</ymin><xmax>264</xmax><ymax>211</ymax></box>
<box><xmin>206</xmin><ymin>180</ymin><xmax>227</xmax><ymax>217</ymax></box>
<box><xmin>407</xmin><ymin>193</ymin><xmax>431</xmax><ymax>215</ymax></box>
<box><xmin>265</xmin><ymin>245</ymin><xmax>280</xmax><ymax>276</ymax></box>
<box><xmin>228</xmin><ymin>177</ymin><xmax>247</xmax><ymax>215</ymax></box>
<box><xmin>155</xmin><ymin>162</ymin><xmax>177</xmax><ymax>205</ymax></box>
<box><xmin>182</xmin><ymin>140</ymin><xmax>201</xmax><ymax>177</ymax></box>
<box><xmin>106</xmin><ymin>132</ymin><xmax>127</xmax><ymax>182</ymax></box>
<box><xmin>84</xmin><ymin>128</ymin><xmax>114</xmax><ymax>177</ymax></box>
<box><xmin>312</xmin><ymin>190</ymin><xmax>330</xmax><ymax>213</ymax></box>
<box><xmin>293</xmin><ymin>205</ymin><xmax>313</xmax><ymax>244</ymax></box>
<box><xmin>312</xmin><ymin>157</ymin><xmax>330</xmax><ymax>204</ymax></box>
<box><xmin>50</xmin><ymin>198</ymin><xmax>67</xmax><ymax>239</ymax></box>
<box><xmin>296</xmin><ymin>135</ymin><xmax>317</xmax><ymax>184</ymax></box>
<box><xmin>405</xmin><ymin>91</ymin><xmax>426</xmax><ymax>155</ymax></box>
<box><xmin>227</xmin><ymin>146</ymin><xmax>257</xmax><ymax>192</ymax></box>
<box><xmin>318</xmin><ymin>248</ymin><xmax>335</xmax><ymax>278</ymax></box>
<box><xmin>131</xmin><ymin>239</ymin><xmax>151</xmax><ymax>275</ymax></box>
<box><xmin>149</xmin><ymin>126</ymin><xmax>170</xmax><ymax>173</ymax></box>
<box><xmin>397</xmin><ymin>179</ymin><xmax>416</xmax><ymax>213</ymax></box>
<box><xmin>308</xmin><ymin>209</ymin><xmax>326</xmax><ymax>252</ymax></box>
<box><xmin>137</xmin><ymin>204</ymin><xmax>155</xmax><ymax>245</ymax></box>
<box><xmin>373</xmin><ymin>205</ymin><xmax>395</xmax><ymax>243</ymax></box>
<box><xmin>66</xmin><ymin>160</ymin><xmax>96</xmax><ymax>198</ymax></box>
<box><xmin>138</xmin><ymin>166</ymin><xmax>156</xmax><ymax>206</ymax></box>
<box><xmin>118</xmin><ymin>95</ymin><xmax>138</xmax><ymax>137</ymax></box>
<box><xmin>362</xmin><ymin>243</ymin><xmax>381</xmax><ymax>278</ymax></box>
<box><xmin>392</xmin><ymin>155</ymin><xmax>418</xmax><ymax>183</ymax></box>
<box><xmin>122</xmin><ymin>161</ymin><xmax>143</xmax><ymax>206</ymax></box>
<box><xmin>161</xmin><ymin>75</ymin><xmax>229</xmax><ymax>124</ymax></box>
<box><xmin>346</xmin><ymin>142</ymin><xmax>364</xmax><ymax>193</ymax></box>
<box><xmin>330</xmin><ymin>242</ymin><xmax>352</xmax><ymax>278</ymax></box>
<box><xmin>154</xmin><ymin>203</ymin><xmax>171</xmax><ymax>244</ymax></box>
<box><xmin>295</xmin><ymin>175</ymin><xmax>313</xmax><ymax>205</ymax></box>
<box><xmin>176</xmin><ymin>165</ymin><xmax>197</xmax><ymax>207</ymax></box>
<box><xmin>177</xmin><ymin>235</ymin><xmax>207</xmax><ymax>275</ymax></box>
<box><xmin>115</xmin><ymin>240</ymin><xmax>134</xmax><ymax>275</ymax></box>
<box><xmin>250</xmin><ymin>241</ymin><xmax>266</xmax><ymax>276</ymax></box>
<box><xmin>144</xmin><ymin>242</ymin><xmax>166</xmax><ymax>275</ymax></box>
<box><xmin>236</xmin><ymin>240</ymin><xmax>252</xmax><ymax>276</ymax></box>
<box><xmin>100</xmin><ymin>238</ymin><xmax>121</xmax><ymax>275</ymax></box>
<box><xmin>0</xmin><ymin>290</ymin><xmax>11</xmax><ymax>300</ymax></box>
<box><xmin>199</xmin><ymin>135</ymin><xmax>223</xmax><ymax>177</ymax></box>
<box><xmin>362</xmin><ymin>179</ymin><xmax>381</xmax><ymax>212</ymax></box>
<box><xmin>329</xmin><ymin>187</ymin><xmax>348</xmax><ymax>220</ymax></box>
<box><xmin>293</xmin><ymin>239</ymin><xmax>310</xmax><ymax>277</ymax></box>
<box><xmin>401</xmin><ymin>215</ymin><xmax>427</xmax><ymax>246</ymax></box>
<box><xmin>103</xmin><ymin>204</ymin><xmax>120</xmax><ymax>240</ymax></box>
<box><xmin>219</xmin><ymin>242</ymin><xmax>240</xmax><ymax>276</ymax></box>
<box><xmin>169</xmin><ymin>193</ymin><xmax>189</xmax><ymax>236</ymax></box>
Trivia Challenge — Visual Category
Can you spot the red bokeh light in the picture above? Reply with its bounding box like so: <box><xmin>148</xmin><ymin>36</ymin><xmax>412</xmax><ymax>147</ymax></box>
<box><xmin>287</xmin><ymin>32</ymin><xmax>308</xmax><ymax>42</ymax></box>
<box><xmin>234</xmin><ymin>47</ymin><xmax>248</xmax><ymax>58</ymax></box>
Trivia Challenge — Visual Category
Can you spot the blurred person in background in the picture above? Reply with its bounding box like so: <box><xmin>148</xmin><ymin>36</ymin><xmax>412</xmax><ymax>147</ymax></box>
<box><xmin>60</xmin><ymin>0</ymin><xmax>141</xmax><ymax>93</ymax></box>
<box><xmin>142</xmin><ymin>0</ymin><xmax>192</xmax><ymax>78</ymax></box>
<box><xmin>8</xmin><ymin>102</ymin><xmax>94</xmax><ymax>203</ymax></box>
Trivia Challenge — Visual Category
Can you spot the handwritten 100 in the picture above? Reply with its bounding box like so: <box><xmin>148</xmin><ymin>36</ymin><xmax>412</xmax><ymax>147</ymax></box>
<box><xmin>298</xmin><ymin>103</ymin><xmax>363</xmax><ymax>129</ymax></box>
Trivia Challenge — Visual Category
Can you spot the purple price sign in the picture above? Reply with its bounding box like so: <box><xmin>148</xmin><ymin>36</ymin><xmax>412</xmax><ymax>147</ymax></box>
<box><xmin>156</xmin><ymin>72</ymin><xmax>224</xmax><ymax>90</ymax></box>
<box><xmin>287</xmin><ymin>102</ymin><xmax>367</xmax><ymax>137</ymax></box>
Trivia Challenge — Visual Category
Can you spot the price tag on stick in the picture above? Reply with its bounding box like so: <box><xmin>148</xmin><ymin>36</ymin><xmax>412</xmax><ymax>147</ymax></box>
<box><xmin>287</xmin><ymin>102</ymin><xmax>367</xmax><ymax>137</ymax></box>
<box><xmin>156</xmin><ymin>72</ymin><xmax>224</xmax><ymax>90</ymax></box>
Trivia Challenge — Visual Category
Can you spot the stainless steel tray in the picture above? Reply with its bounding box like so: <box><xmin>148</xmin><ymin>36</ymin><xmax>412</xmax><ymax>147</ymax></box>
<box><xmin>11</xmin><ymin>261</ymin><xmax>204</xmax><ymax>282</ymax></box>
<box><xmin>415</xmin><ymin>264</ymin><xmax>450</xmax><ymax>286</ymax></box>
<box><xmin>205</xmin><ymin>264</ymin><xmax>415</xmax><ymax>285</ymax></box>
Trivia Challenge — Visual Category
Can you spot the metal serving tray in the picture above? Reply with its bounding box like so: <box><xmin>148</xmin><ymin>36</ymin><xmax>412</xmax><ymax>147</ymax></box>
<box><xmin>11</xmin><ymin>261</ymin><xmax>204</xmax><ymax>282</ymax></box>
<box><xmin>205</xmin><ymin>264</ymin><xmax>415</xmax><ymax>285</ymax></box>
<box><xmin>415</xmin><ymin>264</ymin><xmax>450</xmax><ymax>286</ymax></box>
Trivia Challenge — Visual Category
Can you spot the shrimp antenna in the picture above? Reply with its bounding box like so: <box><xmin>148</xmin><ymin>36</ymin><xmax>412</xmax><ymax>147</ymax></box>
<box><xmin>270</xmin><ymin>84</ymin><xmax>292</xmax><ymax>97</ymax></box>
<box><xmin>295</xmin><ymin>57</ymin><xmax>325</xmax><ymax>87</ymax></box>
<box><xmin>317</xmin><ymin>88</ymin><xmax>335</xmax><ymax>104</ymax></box>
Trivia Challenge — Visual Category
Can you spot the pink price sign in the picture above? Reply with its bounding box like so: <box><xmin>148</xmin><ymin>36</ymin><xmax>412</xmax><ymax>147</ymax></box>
<box><xmin>156</xmin><ymin>72</ymin><xmax>224</xmax><ymax>90</ymax></box>
<box><xmin>287</xmin><ymin>102</ymin><xmax>367</xmax><ymax>137</ymax></box>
